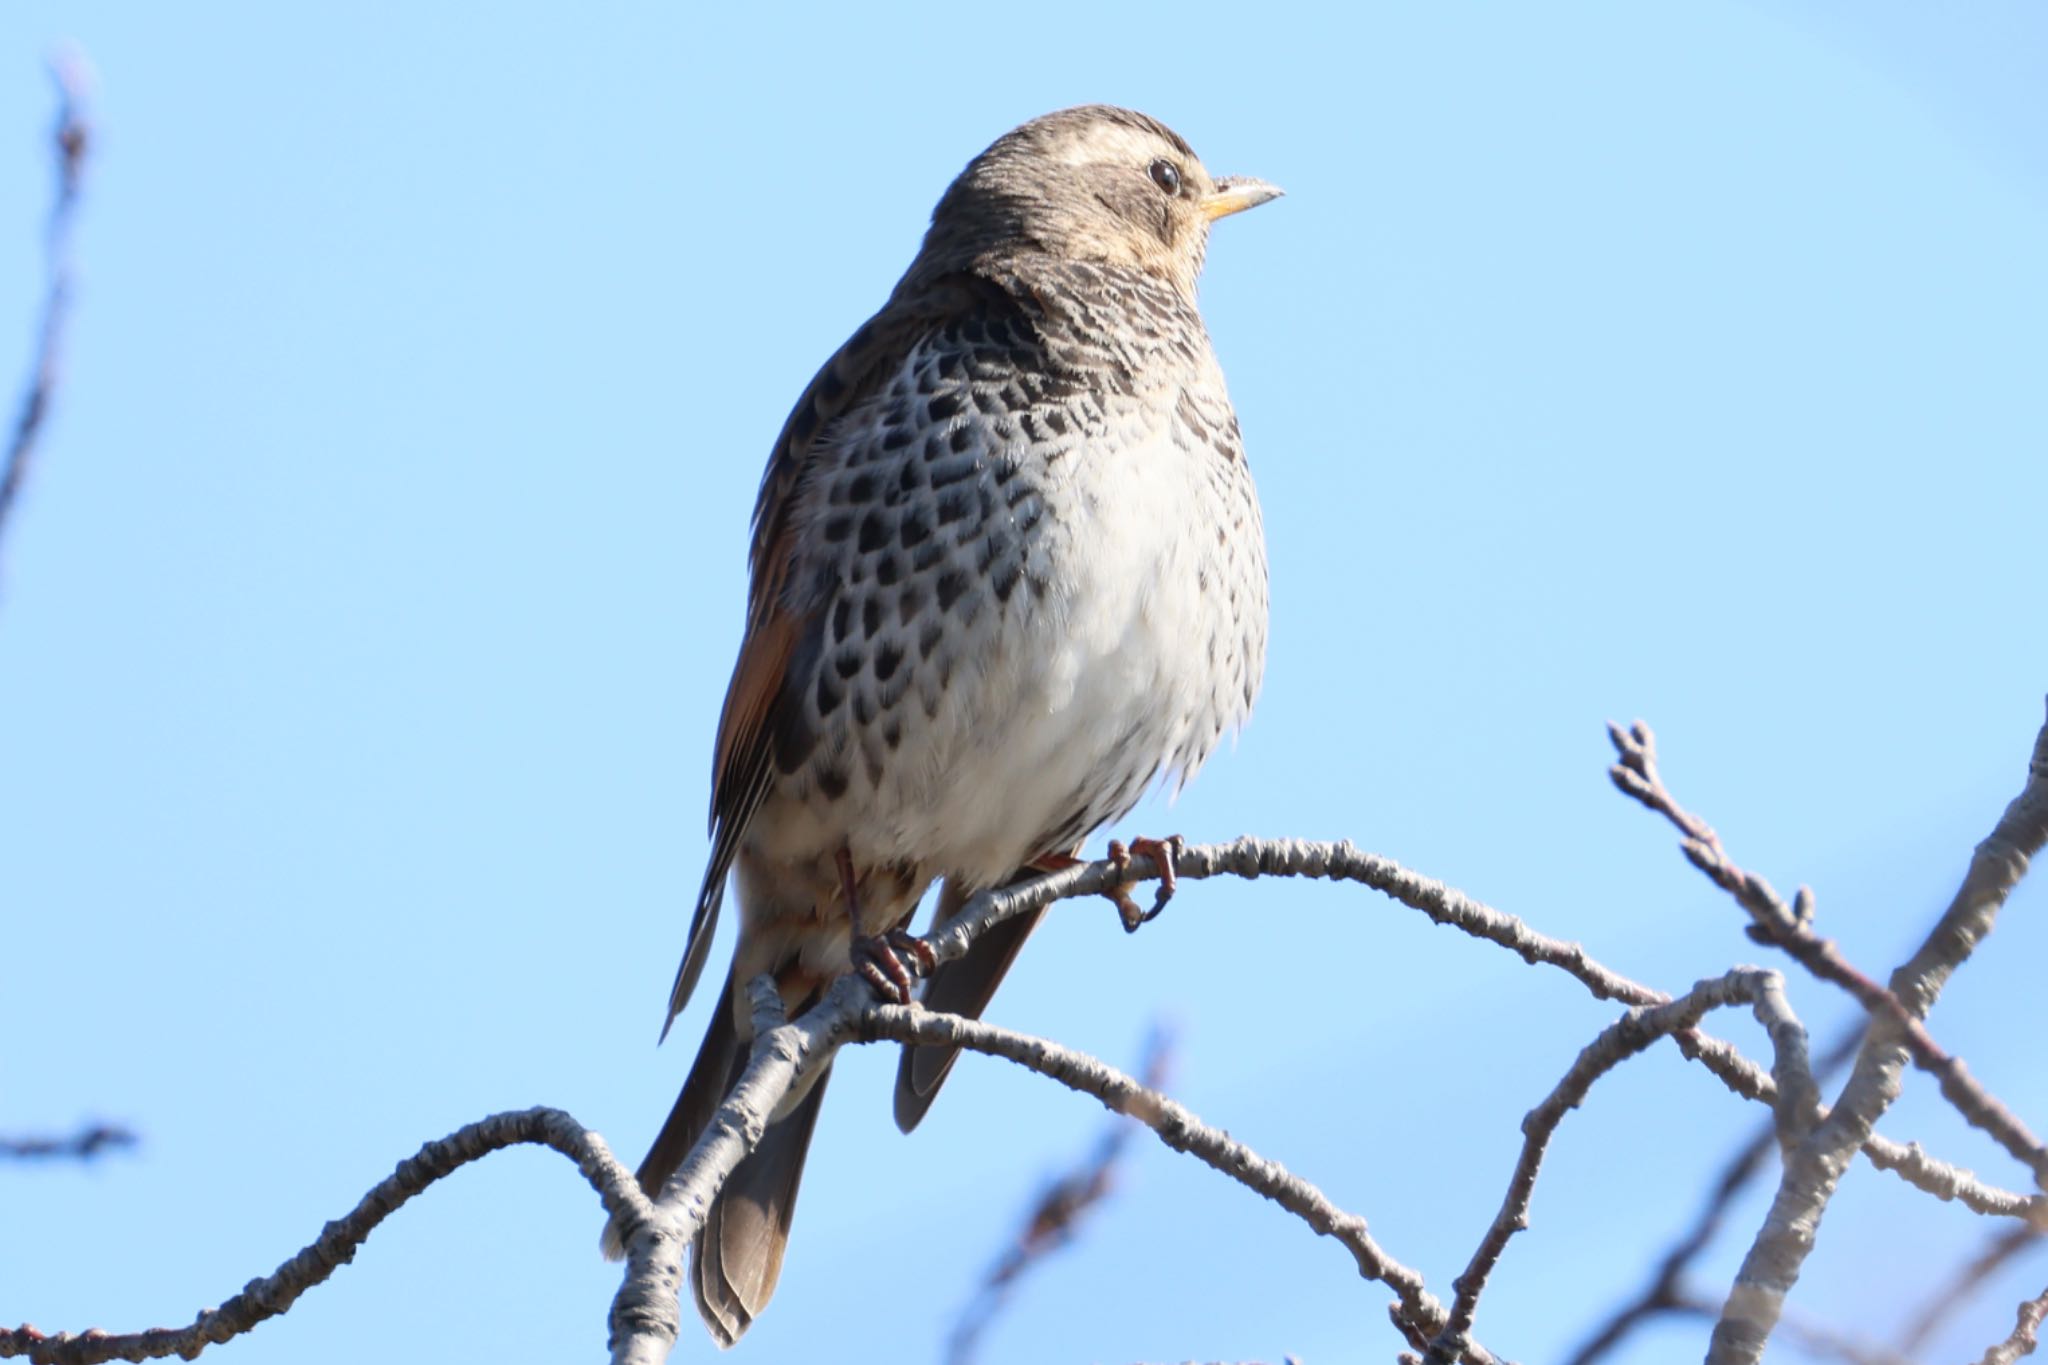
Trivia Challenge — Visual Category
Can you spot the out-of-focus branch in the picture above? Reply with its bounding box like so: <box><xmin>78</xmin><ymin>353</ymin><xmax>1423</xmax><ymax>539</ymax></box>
<box><xmin>1611</xmin><ymin>720</ymin><xmax>2048</xmax><ymax>1183</ymax></box>
<box><xmin>0</xmin><ymin>1124</ymin><xmax>135</xmax><ymax>1161</ymax></box>
<box><xmin>1563</xmin><ymin>1021</ymin><xmax>1866</xmax><ymax>1365</ymax></box>
<box><xmin>1614</xmin><ymin>706</ymin><xmax>2048</xmax><ymax>1364</ymax></box>
<box><xmin>1897</xmin><ymin>1225</ymin><xmax>2045</xmax><ymax>1357</ymax></box>
<box><xmin>1428</xmin><ymin>968</ymin><xmax>1817</xmax><ymax>1363</ymax></box>
<box><xmin>1</xmin><ymin>49</ymin><xmax>91</xmax><ymax>563</ymax></box>
<box><xmin>1</xmin><ymin>1108</ymin><xmax>639</xmax><ymax>1365</ymax></box>
<box><xmin>946</xmin><ymin>1023</ymin><xmax>1176</xmax><ymax>1365</ymax></box>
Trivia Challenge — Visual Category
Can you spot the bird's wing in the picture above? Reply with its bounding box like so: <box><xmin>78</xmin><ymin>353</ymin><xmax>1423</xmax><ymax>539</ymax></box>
<box><xmin>659</xmin><ymin>273</ymin><xmax>1018</xmax><ymax>1038</ymax></box>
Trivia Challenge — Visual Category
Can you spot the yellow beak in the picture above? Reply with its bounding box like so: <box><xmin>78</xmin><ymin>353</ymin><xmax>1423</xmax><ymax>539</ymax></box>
<box><xmin>1201</xmin><ymin>176</ymin><xmax>1284</xmax><ymax>222</ymax></box>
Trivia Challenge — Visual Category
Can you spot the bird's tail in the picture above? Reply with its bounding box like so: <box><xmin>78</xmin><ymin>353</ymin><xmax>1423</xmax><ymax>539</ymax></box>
<box><xmin>893</xmin><ymin>871</ymin><xmax>1049</xmax><ymax>1132</ymax></box>
<box><xmin>603</xmin><ymin>963</ymin><xmax>833</xmax><ymax>1347</ymax></box>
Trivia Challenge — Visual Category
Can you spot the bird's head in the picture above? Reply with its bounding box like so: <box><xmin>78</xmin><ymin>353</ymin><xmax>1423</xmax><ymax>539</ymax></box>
<box><xmin>909</xmin><ymin>105</ymin><xmax>1281</xmax><ymax>298</ymax></box>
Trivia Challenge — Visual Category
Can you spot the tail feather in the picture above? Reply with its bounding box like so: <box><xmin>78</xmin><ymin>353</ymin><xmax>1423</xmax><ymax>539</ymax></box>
<box><xmin>893</xmin><ymin>872</ymin><xmax>1048</xmax><ymax>1133</ymax></box>
<box><xmin>694</xmin><ymin>1067</ymin><xmax>831</xmax><ymax>1345</ymax></box>
<box><xmin>604</xmin><ymin>960</ymin><xmax>834</xmax><ymax>1347</ymax></box>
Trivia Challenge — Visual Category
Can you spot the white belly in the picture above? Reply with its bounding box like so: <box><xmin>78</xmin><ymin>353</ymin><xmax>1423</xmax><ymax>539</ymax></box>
<box><xmin>855</xmin><ymin>418</ymin><xmax>1225</xmax><ymax>885</ymax></box>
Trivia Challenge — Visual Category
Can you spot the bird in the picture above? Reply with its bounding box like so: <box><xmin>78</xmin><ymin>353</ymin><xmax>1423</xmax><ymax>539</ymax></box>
<box><xmin>607</xmin><ymin>104</ymin><xmax>1277</xmax><ymax>1346</ymax></box>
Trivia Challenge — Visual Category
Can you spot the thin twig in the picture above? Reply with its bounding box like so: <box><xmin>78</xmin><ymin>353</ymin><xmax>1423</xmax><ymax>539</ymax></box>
<box><xmin>1</xmin><ymin>49</ymin><xmax>91</xmax><ymax>561</ymax></box>
<box><xmin>1427</xmin><ymin>968</ymin><xmax>1815</xmax><ymax>1363</ymax></box>
<box><xmin>0</xmin><ymin>1124</ymin><xmax>135</xmax><ymax>1161</ymax></box>
<box><xmin>946</xmin><ymin>1023</ymin><xmax>1177</xmax><ymax>1365</ymax></box>
<box><xmin>1</xmin><ymin>1109</ymin><xmax>638</xmax><ymax>1365</ymax></box>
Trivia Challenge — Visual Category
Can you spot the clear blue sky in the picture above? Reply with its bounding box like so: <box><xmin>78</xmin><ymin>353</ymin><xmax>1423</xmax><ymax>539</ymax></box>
<box><xmin>3</xmin><ymin>4</ymin><xmax>2045</xmax><ymax>1363</ymax></box>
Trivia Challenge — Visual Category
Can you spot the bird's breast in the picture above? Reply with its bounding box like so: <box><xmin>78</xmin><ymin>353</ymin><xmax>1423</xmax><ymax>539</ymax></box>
<box><xmin>750</xmin><ymin>329</ymin><xmax>1267</xmax><ymax>889</ymax></box>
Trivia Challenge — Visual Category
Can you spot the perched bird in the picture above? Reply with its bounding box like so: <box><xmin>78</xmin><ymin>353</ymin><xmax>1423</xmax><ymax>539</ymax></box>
<box><xmin>611</xmin><ymin>104</ymin><xmax>1277</xmax><ymax>1345</ymax></box>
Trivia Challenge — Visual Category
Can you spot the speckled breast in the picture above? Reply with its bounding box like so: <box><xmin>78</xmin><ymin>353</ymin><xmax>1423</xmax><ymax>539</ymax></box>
<box><xmin>755</xmin><ymin>267</ymin><xmax>1268</xmax><ymax>889</ymax></box>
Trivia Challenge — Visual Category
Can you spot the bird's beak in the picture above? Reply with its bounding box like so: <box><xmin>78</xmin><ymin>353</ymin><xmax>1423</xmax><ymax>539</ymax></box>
<box><xmin>1201</xmin><ymin>176</ymin><xmax>1284</xmax><ymax>222</ymax></box>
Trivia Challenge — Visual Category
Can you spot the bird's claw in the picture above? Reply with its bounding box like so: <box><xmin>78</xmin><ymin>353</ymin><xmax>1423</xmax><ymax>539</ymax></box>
<box><xmin>1104</xmin><ymin>834</ymin><xmax>1184</xmax><ymax>933</ymax></box>
<box><xmin>889</xmin><ymin>927</ymin><xmax>937</xmax><ymax>977</ymax></box>
<box><xmin>853</xmin><ymin>928</ymin><xmax>933</xmax><ymax>1004</ymax></box>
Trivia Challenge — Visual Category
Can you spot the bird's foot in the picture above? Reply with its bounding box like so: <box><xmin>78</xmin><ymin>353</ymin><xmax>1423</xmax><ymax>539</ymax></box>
<box><xmin>1104</xmin><ymin>834</ymin><xmax>1185</xmax><ymax>933</ymax></box>
<box><xmin>853</xmin><ymin>928</ymin><xmax>934</xmax><ymax>1004</ymax></box>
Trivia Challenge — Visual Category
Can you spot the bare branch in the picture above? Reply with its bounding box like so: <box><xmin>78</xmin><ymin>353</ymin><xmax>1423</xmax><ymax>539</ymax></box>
<box><xmin>1861</xmin><ymin>1137</ymin><xmax>2045</xmax><ymax>1223</ymax></box>
<box><xmin>1428</xmin><ymin>968</ymin><xmax>1814</xmax><ymax>1363</ymax></box>
<box><xmin>947</xmin><ymin>836</ymin><xmax>1805</xmax><ymax>1122</ymax></box>
<box><xmin>0</xmin><ymin>1124</ymin><xmax>135</xmax><ymax>1162</ymax></box>
<box><xmin>1611</xmin><ymin>720</ymin><xmax>2048</xmax><ymax>1182</ymax></box>
<box><xmin>1</xmin><ymin>48</ymin><xmax>91</xmax><ymax>564</ymax></box>
<box><xmin>607</xmin><ymin>835</ymin><xmax>2048</xmax><ymax>1365</ymax></box>
<box><xmin>1</xmin><ymin>1109</ymin><xmax>638</xmax><ymax>1365</ymax></box>
<box><xmin>856</xmin><ymin>1004</ymin><xmax>1508</xmax><ymax>1365</ymax></box>
<box><xmin>947</xmin><ymin>1023</ymin><xmax>1176</xmax><ymax>1365</ymax></box>
<box><xmin>14</xmin><ymin>818</ymin><xmax>2040</xmax><ymax>1365</ymax></box>
<box><xmin>1691</xmin><ymin>704</ymin><xmax>2048</xmax><ymax>1363</ymax></box>
<box><xmin>1564</xmin><ymin>1021</ymin><xmax>1866</xmax><ymax>1365</ymax></box>
<box><xmin>607</xmin><ymin>975</ymin><xmax>810</xmax><ymax>1365</ymax></box>
<box><xmin>953</xmin><ymin>837</ymin><xmax>2045</xmax><ymax>1223</ymax></box>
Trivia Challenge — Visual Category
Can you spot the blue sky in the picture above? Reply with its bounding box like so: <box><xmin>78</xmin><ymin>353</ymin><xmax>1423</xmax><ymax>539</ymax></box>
<box><xmin>3</xmin><ymin>4</ymin><xmax>2045</xmax><ymax>1363</ymax></box>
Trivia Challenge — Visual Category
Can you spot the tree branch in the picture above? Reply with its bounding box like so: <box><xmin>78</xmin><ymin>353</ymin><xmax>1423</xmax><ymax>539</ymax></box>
<box><xmin>15</xmin><ymin>795</ymin><xmax>2042</xmax><ymax>1365</ymax></box>
<box><xmin>1683</xmin><ymin>704</ymin><xmax>2048</xmax><ymax>1363</ymax></box>
<box><xmin>1428</xmin><ymin>968</ymin><xmax>1815</xmax><ymax>1363</ymax></box>
<box><xmin>1898</xmin><ymin>1225</ymin><xmax>2044</xmax><ymax>1358</ymax></box>
<box><xmin>0</xmin><ymin>1124</ymin><xmax>136</xmax><ymax>1162</ymax></box>
<box><xmin>606</xmin><ymin>974</ymin><xmax>818</xmax><ymax>1365</ymax></box>
<box><xmin>1</xmin><ymin>48</ymin><xmax>90</xmax><ymax>566</ymax></box>
<box><xmin>941</xmin><ymin>837</ymin><xmax>2045</xmax><ymax>1224</ymax></box>
<box><xmin>946</xmin><ymin>1023</ymin><xmax>1176</xmax><ymax>1365</ymax></box>
<box><xmin>1975</xmin><ymin>1282</ymin><xmax>2048</xmax><ymax>1365</ymax></box>
<box><xmin>1654</xmin><ymin>1291</ymin><xmax>1915</xmax><ymax>1365</ymax></box>
<box><xmin>855</xmin><ymin>1005</ymin><xmax>1505</xmax><ymax>1364</ymax></box>
<box><xmin>1</xmin><ymin>1109</ymin><xmax>639</xmax><ymax>1365</ymax></box>
<box><xmin>1563</xmin><ymin>1021</ymin><xmax>1867</xmax><ymax>1365</ymax></box>
<box><xmin>1611</xmin><ymin>719</ymin><xmax>2048</xmax><ymax>1183</ymax></box>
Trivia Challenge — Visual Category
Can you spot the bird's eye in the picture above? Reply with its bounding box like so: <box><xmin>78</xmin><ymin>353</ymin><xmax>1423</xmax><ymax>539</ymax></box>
<box><xmin>1148</xmin><ymin>159</ymin><xmax>1183</xmax><ymax>195</ymax></box>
